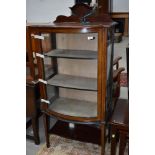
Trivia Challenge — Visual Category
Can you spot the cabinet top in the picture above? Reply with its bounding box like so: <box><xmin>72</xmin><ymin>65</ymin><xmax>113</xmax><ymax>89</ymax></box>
<box><xmin>27</xmin><ymin>21</ymin><xmax>115</xmax><ymax>28</ymax></box>
<box><xmin>27</xmin><ymin>22</ymin><xmax>116</xmax><ymax>34</ymax></box>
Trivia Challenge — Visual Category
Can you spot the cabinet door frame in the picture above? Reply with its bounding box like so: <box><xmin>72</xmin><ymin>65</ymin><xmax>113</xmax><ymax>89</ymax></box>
<box><xmin>28</xmin><ymin>26</ymin><xmax>109</xmax><ymax>123</ymax></box>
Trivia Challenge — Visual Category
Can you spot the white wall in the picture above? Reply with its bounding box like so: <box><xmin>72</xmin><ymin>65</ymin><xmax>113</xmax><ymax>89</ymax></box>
<box><xmin>26</xmin><ymin>0</ymin><xmax>129</xmax><ymax>22</ymax></box>
<box><xmin>26</xmin><ymin>0</ymin><xmax>74</xmax><ymax>23</ymax></box>
<box><xmin>112</xmin><ymin>0</ymin><xmax>129</xmax><ymax>12</ymax></box>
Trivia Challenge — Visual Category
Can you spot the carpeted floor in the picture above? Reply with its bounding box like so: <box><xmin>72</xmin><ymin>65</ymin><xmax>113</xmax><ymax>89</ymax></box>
<box><xmin>37</xmin><ymin>134</ymin><xmax>128</xmax><ymax>155</ymax></box>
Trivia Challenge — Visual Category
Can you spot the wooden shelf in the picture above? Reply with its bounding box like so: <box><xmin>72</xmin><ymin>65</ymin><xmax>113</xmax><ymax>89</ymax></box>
<box><xmin>44</xmin><ymin>49</ymin><xmax>97</xmax><ymax>59</ymax></box>
<box><xmin>47</xmin><ymin>74</ymin><xmax>97</xmax><ymax>91</ymax></box>
<box><xmin>48</xmin><ymin>97</ymin><xmax>97</xmax><ymax>117</ymax></box>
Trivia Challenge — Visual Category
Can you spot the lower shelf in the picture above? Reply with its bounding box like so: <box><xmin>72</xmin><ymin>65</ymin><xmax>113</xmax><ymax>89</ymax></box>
<box><xmin>48</xmin><ymin>97</ymin><xmax>97</xmax><ymax>118</ymax></box>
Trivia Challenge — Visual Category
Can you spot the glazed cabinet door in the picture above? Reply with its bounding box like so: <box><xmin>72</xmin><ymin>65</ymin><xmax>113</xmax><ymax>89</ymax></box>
<box><xmin>29</xmin><ymin>26</ymin><xmax>113</xmax><ymax>123</ymax></box>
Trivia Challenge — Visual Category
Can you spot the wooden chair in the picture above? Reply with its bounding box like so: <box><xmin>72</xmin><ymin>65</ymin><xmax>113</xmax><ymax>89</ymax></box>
<box><xmin>107</xmin><ymin>56</ymin><xmax>125</xmax><ymax>142</ymax></box>
<box><xmin>109</xmin><ymin>48</ymin><xmax>129</xmax><ymax>155</ymax></box>
<box><xmin>113</xmin><ymin>56</ymin><xmax>125</xmax><ymax>101</ymax></box>
<box><xmin>110</xmin><ymin>99</ymin><xmax>129</xmax><ymax>155</ymax></box>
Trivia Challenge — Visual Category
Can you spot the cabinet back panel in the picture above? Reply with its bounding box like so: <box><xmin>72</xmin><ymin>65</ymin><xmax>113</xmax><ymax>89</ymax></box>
<box><xmin>59</xmin><ymin>88</ymin><xmax>97</xmax><ymax>103</ymax></box>
<box><xmin>56</xmin><ymin>33</ymin><xmax>98</xmax><ymax>102</ymax></box>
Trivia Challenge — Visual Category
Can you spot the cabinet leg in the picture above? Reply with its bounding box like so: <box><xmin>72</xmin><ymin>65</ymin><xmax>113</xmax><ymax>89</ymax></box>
<box><xmin>43</xmin><ymin>113</ymin><xmax>50</xmax><ymax>148</ymax></box>
<box><xmin>111</xmin><ymin>126</ymin><xmax>117</xmax><ymax>155</ymax></box>
<box><xmin>108</xmin><ymin>124</ymin><xmax>111</xmax><ymax>143</ymax></box>
<box><xmin>119</xmin><ymin>131</ymin><xmax>126</xmax><ymax>155</ymax></box>
<box><xmin>101</xmin><ymin>124</ymin><xmax>106</xmax><ymax>155</ymax></box>
<box><xmin>32</xmin><ymin>117</ymin><xmax>40</xmax><ymax>145</ymax></box>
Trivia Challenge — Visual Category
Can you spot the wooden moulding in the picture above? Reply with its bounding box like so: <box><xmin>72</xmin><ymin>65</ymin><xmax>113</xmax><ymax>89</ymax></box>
<box><xmin>54</xmin><ymin>3</ymin><xmax>113</xmax><ymax>23</ymax></box>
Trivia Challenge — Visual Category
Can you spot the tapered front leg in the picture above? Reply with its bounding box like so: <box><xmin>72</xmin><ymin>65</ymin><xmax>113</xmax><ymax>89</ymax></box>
<box><xmin>43</xmin><ymin>113</ymin><xmax>50</xmax><ymax>148</ymax></box>
<box><xmin>101</xmin><ymin>123</ymin><xmax>106</xmax><ymax>155</ymax></box>
<box><xmin>32</xmin><ymin>116</ymin><xmax>40</xmax><ymax>145</ymax></box>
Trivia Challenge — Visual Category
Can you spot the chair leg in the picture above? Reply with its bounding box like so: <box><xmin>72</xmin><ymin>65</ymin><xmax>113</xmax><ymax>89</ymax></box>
<box><xmin>119</xmin><ymin>131</ymin><xmax>127</xmax><ymax>155</ymax></box>
<box><xmin>43</xmin><ymin>113</ymin><xmax>50</xmax><ymax>148</ymax></box>
<box><xmin>101</xmin><ymin>123</ymin><xmax>106</xmax><ymax>155</ymax></box>
<box><xmin>32</xmin><ymin>116</ymin><xmax>40</xmax><ymax>145</ymax></box>
<box><xmin>111</xmin><ymin>126</ymin><xmax>117</xmax><ymax>155</ymax></box>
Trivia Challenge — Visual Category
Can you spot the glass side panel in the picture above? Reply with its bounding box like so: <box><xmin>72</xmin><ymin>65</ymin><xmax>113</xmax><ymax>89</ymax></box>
<box><xmin>106</xmin><ymin>28</ymin><xmax>115</xmax><ymax>120</ymax></box>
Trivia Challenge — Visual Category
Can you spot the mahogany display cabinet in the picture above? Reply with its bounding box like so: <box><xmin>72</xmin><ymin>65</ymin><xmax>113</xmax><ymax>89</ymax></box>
<box><xmin>27</xmin><ymin>19</ymin><xmax>115</xmax><ymax>154</ymax></box>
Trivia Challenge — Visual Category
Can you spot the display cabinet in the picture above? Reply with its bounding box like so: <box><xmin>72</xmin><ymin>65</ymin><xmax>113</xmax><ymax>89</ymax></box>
<box><xmin>27</xmin><ymin>6</ymin><xmax>115</xmax><ymax>154</ymax></box>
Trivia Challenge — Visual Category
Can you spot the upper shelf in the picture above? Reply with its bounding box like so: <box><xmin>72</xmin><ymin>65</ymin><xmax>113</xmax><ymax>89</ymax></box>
<box><xmin>44</xmin><ymin>49</ymin><xmax>97</xmax><ymax>59</ymax></box>
<box><xmin>47</xmin><ymin>74</ymin><xmax>97</xmax><ymax>91</ymax></box>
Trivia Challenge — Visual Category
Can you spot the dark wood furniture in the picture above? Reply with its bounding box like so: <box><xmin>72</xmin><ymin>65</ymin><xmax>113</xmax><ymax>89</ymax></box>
<box><xmin>113</xmin><ymin>56</ymin><xmax>125</xmax><ymax>100</ymax></box>
<box><xmin>110</xmin><ymin>12</ymin><xmax>129</xmax><ymax>36</ymax></box>
<box><xmin>110</xmin><ymin>99</ymin><xmax>129</xmax><ymax>155</ymax></box>
<box><xmin>26</xmin><ymin>81</ymin><xmax>40</xmax><ymax>144</ymax></box>
<box><xmin>105</xmin><ymin>57</ymin><xmax>125</xmax><ymax>143</ymax></box>
<box><xmin>26</xmin><ymin>27</ymin><xmax>40</xmax><ymax>144</ymax></box>
<box><xmin>27</xmin><ymin>4</ymin><xmax>116</xmax><ymax>154</ymax></box>
<box><xmin>26</xmin><ymin>26</ymin><xmax>53</xmax><ymax>144</ymax></box>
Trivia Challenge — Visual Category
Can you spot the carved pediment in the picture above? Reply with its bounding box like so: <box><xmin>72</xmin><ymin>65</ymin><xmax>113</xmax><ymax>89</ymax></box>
<box><xmin>54</xmin><ymin>3</ymin><xmax>113</xmax><ymax>24</ymax></box>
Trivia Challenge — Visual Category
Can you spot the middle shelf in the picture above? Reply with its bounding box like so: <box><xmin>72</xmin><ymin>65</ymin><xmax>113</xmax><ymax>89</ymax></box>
<box><xmin>47</xmin><ymin>74</ymin><xmax>97</xmax><ymax>91</ymax></box>
<box><xmin>44</xmin><ymin>49</ymin><xmax>97</xmax><ymax>59</ymax></box>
